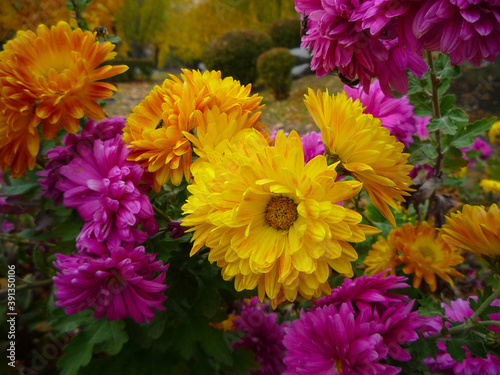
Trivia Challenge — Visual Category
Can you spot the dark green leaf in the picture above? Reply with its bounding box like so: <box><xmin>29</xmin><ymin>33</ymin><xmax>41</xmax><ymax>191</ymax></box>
<box><xmin>439</xmin><ymin>94</ymin><xmax>456</xmax><ymax>114</ymax></box>
<box><xmin>435</xmin><ymin>54</ymin><xmax>461</xmax><ymax>79</ymax></box>
<box><xmin>408</xmin><ymin>139</ymin><xmax>438</xmax><ymax>166</ymax></box>
<box><xmin>33</xmin><ymin>248</ymin><xmax>50</xmax><ymax>277</ymax></box>
<box><xmin>418</xmin><ymin>297</ymin><xmax>446</xmax><ymax>318</ymax></box>
<box><xmin>196</xmin><ymin>319</ymin><xmax>233</xmax><ymax>366</ymax></box>
<box><xmin>438</xmin><ymin>77</ymin><xmax>451</xmax><ymax>97</ymax></box>
<box><xmin>442</xmin><ymin>146</ymin><xmax>468</xmax><ymax>173</ymax></box>
<box><xmin>445</xmin><ymin>340</ymin><xmax>467</xmax><ymax>363</ymax></box>
<box><xmin>445</xmin><ymin>117</ymin><xmax>496</xmax><ymax>149</ymax></box>
<box><xmin>428</xmin><ymin>108</ymin><xmax>468</xmax><ymax>135</ymax></box>
<box><xmin>408</xmin><ymin>337</ymin><xmax>440</xmax><ymax>361</ymax></box>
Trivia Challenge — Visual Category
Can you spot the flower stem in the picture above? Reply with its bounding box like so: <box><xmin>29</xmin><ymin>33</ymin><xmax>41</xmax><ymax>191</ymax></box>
<box><xmin>70</xmin><ymin>0</ymin><xmax>86</xmax><ymax>30</ymax></box>
<box><xmin>153</xmin><ymin>205</ymin><xmax>172</xmax><ymax>222</ymax></box>
<box><xmin>0</xmin><ymin>279</ymin><xmax>53</xmax><ymax>298</ymax></box>
<box><xmin>471</xmin><ymin>286</ymin><xmax>500</xmax><ymax>320</ymax></box>
<box><xmin>425</xmin><ymin>50</ymin><xmax>443</xmax><ymax>176</ymax></box>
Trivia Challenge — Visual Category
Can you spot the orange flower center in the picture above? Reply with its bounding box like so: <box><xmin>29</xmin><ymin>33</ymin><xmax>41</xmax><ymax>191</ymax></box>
<box><xmin>265</xmin><ymin>196</ymin><xmax>298</xmax><ymax>231</ymax></box>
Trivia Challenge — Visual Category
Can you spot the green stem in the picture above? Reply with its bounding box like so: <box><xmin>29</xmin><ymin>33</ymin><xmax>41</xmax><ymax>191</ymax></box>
<box><xmin>0</xmin><ymin>235</ymin><xmax>56</xmax><ymax>248</ymax></box>
<box><xmin>0</xmin><ymin>279</ymin><xmax>53</xmax><ymax>298</ymax></box>
<box><xmin>153</xmin><ymin>205</ymin><xmax>172</xmax><ymax>223</ymax></box>
<box><xmin>70</xmin><ymin>0</ymin><xmax>86</xmax><ymax>30</ymax></box>
<box><xmin>425</xmin><ymin>50</ymin><xmax>443</xmax><ymax>176</ymax></box>
<box><xmin>471</xmin><ymin>286</ymin><xmax>500</xmax><ymax>320</ymax></box>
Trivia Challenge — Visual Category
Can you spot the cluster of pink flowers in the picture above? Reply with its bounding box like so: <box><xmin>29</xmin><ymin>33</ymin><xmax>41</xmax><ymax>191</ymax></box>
<box><xmin>296</xmin><ymin>0</ymin><xmax>500</xmax><ymax>95</ymax></box>
<box><xmin>233</xmin><ymin>297</ymin><xmax>290</xmax><ymax>374</ymax></box>
<box><xmin>423</xmin><ymin>297</ymin><xmax>500</xmax><ymax>374</ymax></box>
<box><xmin>345</xmin><ymin>80</ymin><xmax>431</xmax><ymax>146</ymax></box>
<box><xmin>283</xmin><ymin>273</ymin><xmax>437</xmax><ymax>374</ymax></box>
<box><xmin>40</xmin><ymin>117</ymin><xmax>167</xmax><ymax>323</ymax></box>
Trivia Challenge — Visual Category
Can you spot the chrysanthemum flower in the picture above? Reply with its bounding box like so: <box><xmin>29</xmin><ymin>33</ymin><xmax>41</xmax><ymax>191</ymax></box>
<box><xmin>461</xmin><ymin>137</ymin><xmax>492</xmax><ymax>166</ymax></box>
<box><xmin>182</xmin><ymin>129</ymin><xmax>379</xmax><ymax>308</ymax></box>
<box><xmin>481</xmin><ymin>179</ymin><xmax>500</xmax><ymax>194</ymax></box>
<box><xmin>423</xmin><ymin>297</ymin><xmax>500</xmax><ymax>374</ymax></box>
<box><xmin>344</xmin><ymin>80</ymin><xmax>418</xmax><ymax>147</ymax></box>
<box><xmin>233</xmin><ymin>297</ymin><xmax>289</xmax><ymax>375</ymax></box>
<box><xmin>440</xmin><ymin>204</ymin><xmax>500</xmax><ymax>259</ymax></box>
<box><xmin>53</xmin><ymin>243</ymin><xmax>168</xmax><ymax>323</ymax></box>
<box><xmin>364</xmin><ymin>232</ymin><xmax>402</xmax><ymax>276</ymax></box>
<box><xmin>304</xmin><ymin>89</ymin><xmax>414</xmax><ymax>226</ymax></box>
<box><xmin>413</xmin><ymin>0</ymin><xmax>500</xmax><ymax>66</ymax></box>
<box><xmin>300</xmin><ymin>131</ymin><xmax>325</xmax><ymax>164</ymax></box>
<box><xmin>490</xmin><ymin>121</ymin><xmax>500</xmax><ymax>144</ymax></box>
<box><xmin>57</xmin><ymin>135</ymin><xmax>158</xmax><ymax>247</ymax></box>
<box><xmin>123</xmin><ymin>69</ymin><xmax>264</xmax><ymax>191</ymax></box>
<box><xmin>395</xmin><ymin>222</ymin><xmax>464</xmax><ymax>291</ymax></box>
<box><xmin>283</xmin><ymin>303</ymin><xmax>403</xmax><ymax>374</ymax></box>
<box><xmin>38</xmin><ymin>116</ymin><xmax>126</xmax><ymax>205</ymax></box>
<box><xmin>295</xmin><ymin>0</ymin><xmax>427</xmax><ymax>95</ymax></box>
<box><xmin>415</xmin><ymin>115</ymin><xmax>432</xmax><ymax>140</ymax></box>
<box><xmin>0</xmin><ymin>21</ymin><xmax>127</xmax><ymax>177</ymax></box>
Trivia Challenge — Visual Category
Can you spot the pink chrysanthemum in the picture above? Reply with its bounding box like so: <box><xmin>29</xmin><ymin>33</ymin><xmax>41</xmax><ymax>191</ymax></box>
<box><xmin>57</xmin><ymin>135</ymin><xmax>158</xmax><ymax>246</ymax></box>
<box><xmin>53</xmin><ymin>243</ymin><xmax>168</xmax><ymax>323</ymax></box>
<box><xmin>415</xmin><ymin>115</ymin><xmax>432</xmax><ymax>140</ymax></box>
<box><xmin>413</xmin><ymin>0</ymin><xmax>500</xmax><ymax>66</ymax></box>
<box><xmin>38</xmin><ymin>116</ymin><xmax>126</xmax><ymax>206</ymax></box>
<box><xmin>283</xmin><ymin>303</ymin><xmax>402</xmax><ymax>374</ymax></box>
<box><xmin>344</xmin><ymin>80</ymin><xmax>419</xmax><ymax>146</ymax></box>
<box><xmin>295</xmin><ymin>0</ymin><xmax>427</xmax><ymax>95</ymax></box>
<box><xmin>300</xmin><ymin>131</ymin><xmax>324</xmax><ymax>163</ymax></box>
<box><xmin>233</xmin><ymin>297</ymin><xmax>290</xmax><ymax>375</ymax></box>
<box><xmin>461</xmin><ymin>137</ymin><xmax>492</xmax><ymax>166</ymax></box>
<box><xmin>423</xmin><ymin>297</ymin><xmax>500</xmax><ymax>374</ymax></box>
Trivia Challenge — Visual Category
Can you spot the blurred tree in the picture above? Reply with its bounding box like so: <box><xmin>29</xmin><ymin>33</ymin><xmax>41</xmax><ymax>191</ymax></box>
<box><xmin>0</xmin><ymin>0</ymin><xmax>70</xmax><ymax>46</ymax></box>
<box><xmin>115</xmin><ymin>0</ymin><xmax>169</xmax><ymax>59</ymax></box>
<box><xmin>161</xmin><ymin>0</ymin><xmax>297</xmax><ymax>68</ymax></box>
<box><xmin>83</xmin><ymin>0</ymin><xmax>123</xmax><ymax>36</ymax></box>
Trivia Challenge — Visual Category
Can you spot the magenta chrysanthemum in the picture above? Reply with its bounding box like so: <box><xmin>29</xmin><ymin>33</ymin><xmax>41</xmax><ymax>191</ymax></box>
<box><xmin>233</xmin><ymin>297</ymin><xmax>290</xmax><ymax>375</ymax></box>
<box><xmin>461</xmin><ymin>137</ymin><xmax>492</xmax><ymax>166</ymax></box>
<box><xmin>295</xmin><ymin>0</ymin><xmax>427</xmax><ymax>95</ymax></box>
<box><xmin>38</xmin><ymin>116</ymin><xmax>126</xmax><ymax>205</ymax></box>
<box><xmin>283</xmin><ymin>303</ymin><xmax>402</xmax><ymax>374</ymax></box>
<box><xmin>300</xmin><ymin>131</ymin><xmax>325</xmax><ymax>163</ymax></box>
<box><xmin>57</xmin><ymin>135</ymin><xmax>158</xmax><ymax>246</ymax></box>
<box><xmin>53</xmin><ymin>243</ymin><xmax>168</xmax><ymax>323</ymax></box>
<box><xmin>413</xmin><ymin>0</ymin><xmax>500</xmax><ymax>66</ymax></box>
<box><xmin>283</xmin><ymin>273</ymin><xmax>435</xmax><ymax>374</ymax></box>
<box><xmin>344</xmin><ymin>80</ymin><xmax>419</xmax><ymax>146</ymax></box>
<box><xmin>423</xmin><ymin>297</ymin><xmax>500</xmax><ymax>374</ymax></box>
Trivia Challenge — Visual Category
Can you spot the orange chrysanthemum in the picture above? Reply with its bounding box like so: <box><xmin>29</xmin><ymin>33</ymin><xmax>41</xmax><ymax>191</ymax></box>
<box><xmin>366</xmin><ymin>222</ymin><xmax>464</xmax><ymax>291</ymax></box>
<box><xmin>123</xmin><ymin>69</ymin><xmax>264</xmax><ymax>191</ymax></box>
<box><xmin>0</xmin><ymin>21</ymin><xmax>127</xmax><ymax>177</ymax></box>
<box><xmin>304</xmin><ymin>89</ymin><xmax>414</xmax><ymax>226</ymax></box>
<box><xmin>363</xmin><ymin>231</ymin><xmax>401</xmax><ymax>276</ymax></box>
<box><xmin>440</xmin><ymin>204</ymin><xmax>500</xmax><ymax>259</ymax></box>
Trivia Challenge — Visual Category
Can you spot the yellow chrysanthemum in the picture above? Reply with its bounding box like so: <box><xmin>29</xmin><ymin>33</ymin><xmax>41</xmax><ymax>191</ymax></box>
<box><xmin>0</xmin><ymin>21</ymin><xmax>127</xmax><ymax>177</ymax></box>
<box><xmin>480</xmin><ymin>179</ymin><xmax>500</xmax><ymax>194</ymax></box>
<box><xmin>123</xmin><ymin>69</ymin><xmax>264</xmax><ymax>191</ymax></box>
<box><xmin>449</xmin><ymin>166</ymin><xmax>468</xmax><ymax>178</ymax></box>
<box><xmin>303</xmin><ymin>89</ymin><xmax>414</xmax><ymax>226</ymax></box>
<box><xmin>396</xmin><ymin>222</ymin><xmax>464</xmax><ymax>291</ymax></box>
<box><xmin>181</xmin><ymin>129</ymin><xmax>380</xmax><ymax>308</ymax></box>
<box><xmin>440</xmin><ymin>204</ymin><xmax>500</xmax><ymax>259</ymax></box>
<box><xmin>363</xmin><ymin>231</ymin><xmax>401</xmax><ymax>276</ymax></box>
<box><xmin>489</xmin><ymin>121</ymin><xmax>500</xmax><ymax>144</ymax></box>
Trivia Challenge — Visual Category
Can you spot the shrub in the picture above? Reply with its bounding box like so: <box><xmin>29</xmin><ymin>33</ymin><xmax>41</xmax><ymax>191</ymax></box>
<box><xmin>267</xmin><ymin>17</ymin><xmax>301</xmax><ymax>49</ymax></box>
<box><xmin>105</xmin><ymin>58</ymin><xmax>155</xmax><ymax>82</ymax></box>
<box><xmin>257</xmin><ymin>47</ymin><xmax>296</xmax><ymax>100</ymax></box>
<box><xmin>202</xmin><ymin>29</ymin><xmax>273</xmax><ymax>85</ymax></box>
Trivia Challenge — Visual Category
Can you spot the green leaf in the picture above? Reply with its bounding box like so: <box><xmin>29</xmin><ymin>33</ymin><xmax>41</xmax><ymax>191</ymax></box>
<box><xmin>445</xmin><ymin>117</ymin><xmax>497</xmax><ymax>149</ymax></box>
<box><xmin>435</xmin><ymin>54</ymin><xmax>461</xmax><ymax>79</ymax></box>
<box><xmin>408</xmin><ymin>139</ymin><xmax>438</xmax><ymax>166</ymax></box>
<box><xmin>58</xmin><ymin>319</ymin><xmax>129</xmax><ymax>375</ymax></box>
<box><xmin>33</xmin><ymin>248</ymin><xmax>50</xmax><ymax>277</ymax></box>
<box><xmin>409</xmin><ymin>337</ymin><xmax>440</xmax><ymax>361</ymax></box>
<box><xmin>442</xmin><ymin>146</ymin><xmax>468</xmax><ymax>173</ymax></box>
<box><xmin>418</xmin><ymin>297</ymin><xmax>446</xmax><ymax>318</ymax></box>
<box><xmin>427</xmin><ymin>108</ymin><xmax>468</xmax><ymax>135</ymax></box>
<box><xmin>409</xmin><ymin>92</ymin><xmax>433</xmax><ymax>117</ymax></box>
<box><xmin>439</xmin><ymin>94</ymin><xmax>456</xmax><ymax>114</ymax></box>
<box><xmin>445</xmin><ymin>340</ymin><xmax>467</xmax><ymax>363</ymax></box>
<box><xmin>438</xmin><ymin>77</ymin><xmax>451</xmax><ymax>97</ymax></box>
<box><xmin>195</xmin><ymin>319</ymin><xmax>233</xmax><ymax>366</ymax></box>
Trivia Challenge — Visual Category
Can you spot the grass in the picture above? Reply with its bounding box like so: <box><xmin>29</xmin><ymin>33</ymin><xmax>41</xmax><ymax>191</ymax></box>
<box><xmin>104</xmin><ymin>71</ymin><xmax>345</xmax><ymax>134</ymax></box>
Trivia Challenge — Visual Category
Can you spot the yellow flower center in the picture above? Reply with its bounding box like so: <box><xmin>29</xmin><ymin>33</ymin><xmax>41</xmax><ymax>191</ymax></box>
<box><xmin>265</xmin><ymin>196</ymin><xmax>298</xmax><ymax>231</ymax></box>
<box><xmin>334</xmin><ymin>359</ymin><xmax>343</xmax><ymax>373</ymax></box>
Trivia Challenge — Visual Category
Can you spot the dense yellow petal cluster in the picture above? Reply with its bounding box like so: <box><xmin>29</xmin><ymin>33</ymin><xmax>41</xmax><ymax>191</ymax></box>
<box><xmin>182</xmin><ymin>129</ymin><xmax>379</xmax><ymax>308</ymax></box>
<box><xmin>441</xmin><ymin>204</ymin><xmax>500</xmax><ymax>259</ymax></box>
<box><xmin>0</xmin><ymin>21</ymin><xmax>127</xmax><ymax>177</ymax></box>
<box><xmin>303</xmin><ymin>89</ymin><xmax>414</xmax><ymax>226</ymax></box>
<box><xmin>123</xmin><ymin>69</ymin><xmax>264</xmax><ymax>191</ymax></box>
<box><xmin>480</xmin><ymin>179</ymin><xmax>500</xmax><ymax>194</ymax></box>
<box><xmin>365</xmin><ymin>222</ymin><xmax>464</xmax><ymax>291</ymax></box>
